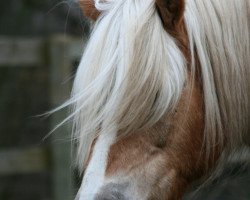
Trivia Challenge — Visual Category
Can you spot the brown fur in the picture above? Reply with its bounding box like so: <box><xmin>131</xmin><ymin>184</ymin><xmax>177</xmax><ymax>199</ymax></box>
<box><xmin>156</xmin><ymin>0</ymin><xmax>185</xmax><ymax>32</ymax></box>
<box><xmin>105</xmin><ymin>72</ymin><xmax>208</xmax><ymax>199</ymax></box>
<box><xmin>79</xmin><ymin>0</ymin><xmax>100</xmax><ymax>20</ymax></box>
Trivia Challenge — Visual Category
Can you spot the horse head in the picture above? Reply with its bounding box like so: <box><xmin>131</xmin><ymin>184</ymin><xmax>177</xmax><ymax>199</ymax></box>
<box><xmin>73</xmin><ymin>0</ymin><xmax>249</xmax><ymax>199</ymax></box>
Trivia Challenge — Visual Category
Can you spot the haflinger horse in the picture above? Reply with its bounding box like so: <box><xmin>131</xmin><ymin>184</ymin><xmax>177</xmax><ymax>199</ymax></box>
<box><xmin>67</xmin><ymin>0</ymin><xmax>250</xmax><ymax>199</ymax></box>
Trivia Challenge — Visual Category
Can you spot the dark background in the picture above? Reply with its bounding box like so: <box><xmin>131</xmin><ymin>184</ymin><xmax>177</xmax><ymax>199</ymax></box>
<box><xmin>0</xmin><ymin>0</ymin><xmax>90</xmax><ymax>36</ymax></box>
<box><xmin>0</xmin><ymin>0</ymin><xmax>87</xmax><ymax>200</ymax></box>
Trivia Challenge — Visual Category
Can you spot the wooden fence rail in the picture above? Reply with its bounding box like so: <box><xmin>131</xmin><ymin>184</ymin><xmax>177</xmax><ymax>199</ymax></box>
<box><xmin>0</xmin><ymin>147</ymin><xmax>49</xmax><ymax>175</ymax></box>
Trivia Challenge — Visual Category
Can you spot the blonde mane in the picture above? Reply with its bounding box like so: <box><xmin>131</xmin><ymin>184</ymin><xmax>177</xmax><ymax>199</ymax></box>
<box><xmin>185</xmin><ymin>0</ymin><xmax>250</xmax><ymax>153</ymax></box>
<box><xmin>65</xmin><ymin>0</ymin><xmax>250</xmax><ymax>171</ymax></box>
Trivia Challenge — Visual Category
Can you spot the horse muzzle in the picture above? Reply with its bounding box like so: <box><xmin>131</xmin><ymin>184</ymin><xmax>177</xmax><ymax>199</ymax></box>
<box><xmin>94</xmin><ymin>183</ymin><xmax>128</xmax><ymax>200</ymax></box>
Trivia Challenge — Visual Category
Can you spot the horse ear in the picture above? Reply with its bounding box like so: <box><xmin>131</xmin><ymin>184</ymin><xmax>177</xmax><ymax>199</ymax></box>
<box><xmin>155</xmin><ymin>0</ymin><xmax>185</xmax><ymax>31</ymax></box>
<box><xmin>79</xmin><ymin>0</ymin><xmax>100</xmax><ymax>20</ymax></box>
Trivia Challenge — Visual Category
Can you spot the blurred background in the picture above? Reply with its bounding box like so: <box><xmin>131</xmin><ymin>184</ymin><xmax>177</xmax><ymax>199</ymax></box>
<box><xmin>0</xmin><ymin>0</ymin><xmax>88</xmax><ymax>200</ymax></box>
<box><xmin>0</xmin><ymin>0</ymin><xmax>249</xmax><ymax>200</ymax></box>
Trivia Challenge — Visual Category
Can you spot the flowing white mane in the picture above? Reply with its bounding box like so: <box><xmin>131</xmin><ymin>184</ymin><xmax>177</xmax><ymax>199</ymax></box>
<box><xmin>185</xmin><ymin>0</ymin><xmax>250</xmax><ymax>153</ymax></box>
<box><xmin>71</xmin><ymin>0</ymin><xmax>186</xmax><ymax>169</ymax></box>
<box><xmin>65</xmin><ymin>0</ymin><xmax>249</xmax><ymax>170</ymax></box>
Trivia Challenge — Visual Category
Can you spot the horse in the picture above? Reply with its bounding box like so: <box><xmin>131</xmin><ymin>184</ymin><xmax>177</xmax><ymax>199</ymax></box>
<box><xmin>65</xmin><ymin>0</ymin><xmax>250</xmax><ymax>199</ymax></box>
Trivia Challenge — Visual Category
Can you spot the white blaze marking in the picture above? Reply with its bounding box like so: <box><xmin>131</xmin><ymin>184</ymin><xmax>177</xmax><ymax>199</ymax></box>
<box><xmin>79</xmin><ymin>131</ymin><xmax>117</xmax><ymax>200</ymax></box>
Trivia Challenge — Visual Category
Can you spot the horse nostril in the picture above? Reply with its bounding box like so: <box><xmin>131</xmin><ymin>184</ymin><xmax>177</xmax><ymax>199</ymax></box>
<box><xmin>94</xmin><ymin>183</ymin><xmax>128</xmax><ymax>200</ymax></box>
